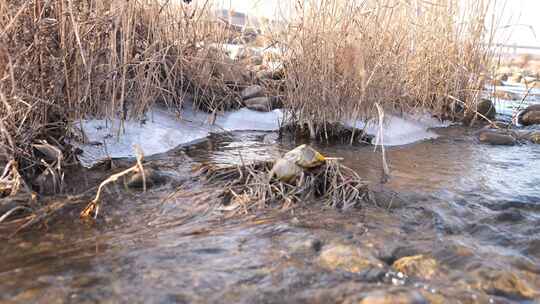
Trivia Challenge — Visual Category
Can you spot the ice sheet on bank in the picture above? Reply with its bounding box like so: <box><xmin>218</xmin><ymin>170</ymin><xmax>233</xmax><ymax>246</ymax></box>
<box><xmin>347</xmin><ymin>113</ymin><xmax>451</xmax><ymax>146</ymax></box>
<box><xmin>73</xmin><ymin>106</ymin><xmax>283</xmax><ymax>167</ymax></box>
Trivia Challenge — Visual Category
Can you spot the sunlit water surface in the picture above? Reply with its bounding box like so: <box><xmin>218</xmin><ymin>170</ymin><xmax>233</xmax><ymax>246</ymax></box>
<box><xmin>1</xmin><ymin>109</ymin><xmax>540</xmax><ymax>303</ymax></box>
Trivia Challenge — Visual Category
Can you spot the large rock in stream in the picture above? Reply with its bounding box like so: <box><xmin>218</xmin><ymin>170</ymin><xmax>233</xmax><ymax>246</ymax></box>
<box><xmin>477</xmin><ymin>130</ymin><xmax>516</xmax><ymax>146</ymax></box>
<box><xmin>517</xmin><ymin>104</ymin><xmax>540</xmax><ymax>126</ymax></box>
<box><xmin>476</xmin><ymin>99</ymin><xmax>496</xmax><ymax>120</ymax></box>
<box><xmin>463</xmin><ymin>99</ymin><xmax>496</xmax><ymax>125</ymax></box>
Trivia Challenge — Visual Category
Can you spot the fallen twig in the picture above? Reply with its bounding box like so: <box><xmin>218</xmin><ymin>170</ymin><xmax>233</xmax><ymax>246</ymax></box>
<box><xmin>80</xmin><ymin>147</ymin><xmax>145</xmax><ymax>219</ymax></box>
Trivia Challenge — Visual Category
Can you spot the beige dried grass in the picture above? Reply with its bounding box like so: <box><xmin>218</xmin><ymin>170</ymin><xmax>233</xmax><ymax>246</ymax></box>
<box><xmin>196</xmin><ymin>159</ymin><xmax>372</xmax><ymax>215</ymax></box>
<box><xmin>0</xmin><ymin>0</ymin><xmax>250</xmax><ymax>178</ymax></box>
<box><xmin>274</xmin><ymin>0</ymin><xmax>495</xmax><ymax>137</ymax></box>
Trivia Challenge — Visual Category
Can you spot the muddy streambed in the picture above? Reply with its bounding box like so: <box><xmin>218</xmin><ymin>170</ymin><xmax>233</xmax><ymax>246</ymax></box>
<box><xmin>1</xmin><ymin>127</ymin><xmax>540</xmax><ymax>303</ymax></box>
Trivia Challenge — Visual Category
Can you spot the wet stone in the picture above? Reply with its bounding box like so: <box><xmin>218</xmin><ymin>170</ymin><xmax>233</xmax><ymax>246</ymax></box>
<box><xmin>476</xmin><ymin>99</ymin><xmax>496</xmax><ymax>120</ymax></box>
<box><xmin>392</xmin><ymin>255</ymin><xmax>439</xmax><ymax>280</ymax></box>
<box><xmin>529</xmin><ymin>132</ymin><xmax>540</xmax><ymax>144</ymax></box>
<box><xmin>525</xmin><ymin>239</ymin><xmax>540</xmax><ymax>258</ymax></box>
<box><xmin>127</xmin><ymin>168</ymin><xmax>169</xmax><ymax>189</ymax></box>
<box><xmin>318</xmin><ymin>243</ymin><xmax>384</xmax><ymax>273</ymax></box>
<box><xmin>521</xmin><ymin>111</ymin><xmax>540</xmax><ymax>126</ymax></box>
<box><xmin>517</xmin><ymin>104</ymin><xmax>540</xmax><ymax>126</ymax></box>
<box><xmin>356</xmin><ymin>289</ymin><xmax>428</xmax><ymax>304</ymax></box>
<box><xmin>356</xmin><ymin>266</ymin><xmax>387</xmax><ymax>283</ymax></box>
<box><xmin>419</xmin><ymin>290</ymin><xmax>446</xmax><ymax>304</ymax></box>
<box><xmin>475</xmin><ymin>269</ymin><xmax>539</xmax><ymax>300</ymax></box>
<box><xmin>288</xmin><ymin>237</ymin><xmax>323</xmax><ymax>254</ymax></box>
<box><xmin>244</xmin><ymin>97</ymin><xmax>273</xmax><ymax>112</ymax></box>
<box><xmin>241</xmin><ymin>85</ymin><xmax>265</xmax><ymax>100</ymax></box>
<box><xmin>494</xmin><ymin>209</ymin><xmax>525</xmax><ymax>222</ymax></box>
<box><xmin>477</xmin><ymin>131</ymin><xmax>516</xmax><ymax>146</ymax></box>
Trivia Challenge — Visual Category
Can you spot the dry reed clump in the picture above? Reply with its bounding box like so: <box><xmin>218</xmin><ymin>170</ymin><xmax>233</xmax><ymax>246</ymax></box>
<box><xmin>0</xmin><ymin>0</ymin><xmax>253</xmax><ymax>181</ymax></box>
<box><xmin>275</xmin><ymin>0</ymin><xmax>494</xmax><ymax>137</ymax></box>
<box><xmin>0</xmin><ymin>0</ymin><xmax>257</xmax><ymax>232</ymax></box>
<box><xmin>195</xmin><ymin>159</ymin><xmax>372</xmax><ymax>214</ymax></box>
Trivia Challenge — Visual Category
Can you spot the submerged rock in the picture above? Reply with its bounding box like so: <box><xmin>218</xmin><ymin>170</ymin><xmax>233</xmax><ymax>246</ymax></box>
<box><xmin>477</xmin><ymin>130</ymin><xmax>516</xmax><ymax>146</ymax></box>
<box><xmin>127</xmin><ymin>168</ymin><xmax>169</xmax><ymax>189</ymax></box>
<box><xmin>318</xmin><ymin>243</ymin><xmax>384</xmax><ymax>273</ymax></box>
<box><xmin>241</xmin><ymin>85</ymin><xmax>265</xmax><ymax>100</ymax></box>
<box><xmin>287</xmin><ymin>237</ymin><xmax>323</xmax><ymax>255</ymax></box>
<box><xmin>516</xmin><ymin>104</ymin><xmax>540</xmax><ymax>126</ymax></box>
<box><xmin>392</xmin><ymin>255</ymin><xmax>439</xmax><ymax>280</ymax></box>
<box><xmin>475</xmin><ymin>270</ymin><xmax>538</xmax><ymax>300</ymax></box>
<box><xmin>358</xmin><ymin>289</ymin><xmax>428</xmax><ymax>304</ymax></box>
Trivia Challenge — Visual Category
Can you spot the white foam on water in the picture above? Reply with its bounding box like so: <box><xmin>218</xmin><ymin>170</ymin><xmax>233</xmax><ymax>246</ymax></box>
<box><xmin>73</xmin><ymin>106</ymin><xmax>283</xmax><ymax>167</ymax></box>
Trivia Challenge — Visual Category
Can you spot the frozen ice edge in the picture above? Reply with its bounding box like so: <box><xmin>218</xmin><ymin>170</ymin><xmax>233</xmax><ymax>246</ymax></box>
<box><xmin>73</xmin><ymin>106</ymin><xmax>450</xmax><ymax>168</ymax></box>
<box><xmin>73</xmin><ymin>106</ymin><xmax>284</xmax><ymax>168</ymax></box>
<box><xmin>347</xmin><ymin>112</ymin><xmax>451</xmax><ymax>147</ymax></box>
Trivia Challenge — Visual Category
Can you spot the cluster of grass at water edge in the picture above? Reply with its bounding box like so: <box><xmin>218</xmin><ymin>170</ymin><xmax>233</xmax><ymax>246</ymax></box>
<box><xmin>0</xmin><ymin>0</ymin><xmax>497</xmax><ymax>232</ymax></box>
<box><xmin>273</xmin><ymin>0</ymin><xmax>494</xmax><ymax>137</ymax></box>
<box><xmin>195</xmin><ymin>159</ymin><xmax>372</xmax><ymax>215</ymax></box>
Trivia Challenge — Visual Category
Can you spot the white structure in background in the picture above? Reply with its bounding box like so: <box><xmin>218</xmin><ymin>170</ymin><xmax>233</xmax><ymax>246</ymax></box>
<box><xmin>213</xmin><ymin>0</ymin><xmax>293</xmax><ymax>21</ymax></box>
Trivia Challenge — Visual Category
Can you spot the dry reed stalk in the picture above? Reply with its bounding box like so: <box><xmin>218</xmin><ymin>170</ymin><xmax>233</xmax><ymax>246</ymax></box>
<box><xmin>80</xmin><ymin>146</ymin><xmax>145</xmax><ymax>219</ymax></box>
<box><xmin>0</xmin><ymin>0</ymin><xmax>253</xmax><ymax>184</ymax></box>
<box><xmin>272</xmin><ymin>0</ymin><xmax>495</xmax><ymax>134</ymax></box>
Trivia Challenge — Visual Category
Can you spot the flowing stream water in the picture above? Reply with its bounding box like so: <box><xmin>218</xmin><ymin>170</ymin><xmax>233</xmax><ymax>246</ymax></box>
<box><xmin>1</xmin><ymin>124</ymin><xmax>539</xmax><ymax>303</ymax></box>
